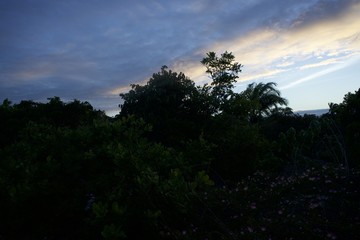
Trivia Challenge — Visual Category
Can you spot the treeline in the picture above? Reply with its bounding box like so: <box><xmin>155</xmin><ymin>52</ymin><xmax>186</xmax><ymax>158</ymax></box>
<box><xmin>0</xmin><ymin>52</ymin><xmax>359</xmax><ymax>239</ymax></box>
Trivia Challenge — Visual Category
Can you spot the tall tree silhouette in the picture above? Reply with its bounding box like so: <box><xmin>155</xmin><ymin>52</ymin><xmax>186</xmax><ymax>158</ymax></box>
<box><xmin>201</xmin><ymin>51</ymin><xmax>243</xmax><ymax>110</ymax></box>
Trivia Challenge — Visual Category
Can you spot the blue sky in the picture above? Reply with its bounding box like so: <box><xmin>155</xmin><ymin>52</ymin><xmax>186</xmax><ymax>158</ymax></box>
<box><xmin>1</xmin><ymin>0</ymin><xmax>359</xmax><ymax>116</ymax></box>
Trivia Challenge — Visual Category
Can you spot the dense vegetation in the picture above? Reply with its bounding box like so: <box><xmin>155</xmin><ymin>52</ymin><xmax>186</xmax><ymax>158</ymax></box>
<box><xmin>0</xmin><ymin>52</ymin><xmax>359</xmax><ymax>239</ymax></box>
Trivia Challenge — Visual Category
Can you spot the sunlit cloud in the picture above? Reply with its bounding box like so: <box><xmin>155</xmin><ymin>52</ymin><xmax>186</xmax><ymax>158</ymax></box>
<box><xmin>277</xmin><ymin>61</ymin><xmax>295</xmax><ymax>68</ymax></box>
<box><xmin>1</xmin><ymin>0</ymin><xmax>359</xmax><ymax>114</ymax></box>
<box><xmin>175</xmin><ymin>2</ymin><xmax>360</xmax><ymax>89</ymax></box>
<box><xmin>238</xmin><ymin>69</ymin><xmax>288</xmax><ymax>82</ymax></box>
<box><xmin>108</xmin><ymin>85</ymin><xmax>133</xmax><ymax>96</ymax></box>
<box><xmin>299</xmin><ymin>58</ymin><xmax>339</xmax><ymax>70</ymax></box>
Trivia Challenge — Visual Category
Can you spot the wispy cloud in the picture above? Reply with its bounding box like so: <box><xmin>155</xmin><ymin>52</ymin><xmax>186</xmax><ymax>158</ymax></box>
<box><xmin>1</xmin><ymin>0</ymin><xmax>359</xmax><ymax>114</ymax></box>
<box><xmin>277</xmin><ymin>61</ymin><xmax>295</xmax><ymax>68</ymax></box>
<box><xmin>108</xmin><ymin>85</ymin><xmax>135</xmax><ymax>96</ymax></box>
<box><xmin>280</xmin><ymin>53</ymin><xmax>360</xmax><ymax>90</ymax></box>
<box><xmin>299</xmin><ymin>58</ymin><xmax>339</xmax><ymax>70</ymax></box>
<box><xmin>176</xmin><ymin>1</ymin><xmax>360</xmax><ymax>88</ymax></box>
<box><xmin>280</xmin><ymin>65</ymin><xmax>344</xmax><ymax>90</ymax></box>
<box><xmin>238</xmin><ymin>69</ymin><xmax>288</xmax><ymax>82</ymax></box>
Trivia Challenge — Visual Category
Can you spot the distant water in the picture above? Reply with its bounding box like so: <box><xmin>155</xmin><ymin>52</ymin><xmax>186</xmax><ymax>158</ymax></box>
<box><xmin>295</xmin><ymin>109</ymin><xmax>329</xmax><ymax>116</ymax></box>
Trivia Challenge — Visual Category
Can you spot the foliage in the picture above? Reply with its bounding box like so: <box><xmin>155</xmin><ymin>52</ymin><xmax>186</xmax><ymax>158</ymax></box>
<box><xmin>119</xmin><ymin>66</ymin><xmax>210</xmax><ymax>146</ymax></box>
<box><xmin>201</xmin><ymin>51</ymin><xmax>243</xmax><ymax>110</ymax></box>
<box><xmin>0</xmin><ymin>52</ymin><xmax>359</xmax><ymax>239</ymax></box>
<box><xmin>240</xmin><ymin>82</ymin><xmax>289</xmax><ymax>122</ymax></box>
<box><xmin>185</xmin><ymin>165</ymin><xmax>360</xmax><ymax>239</ymax></box>
<box><xmin>329</xmin><ymin>88</ymin><xmax>360</xmax><ymax>167</ymax></box>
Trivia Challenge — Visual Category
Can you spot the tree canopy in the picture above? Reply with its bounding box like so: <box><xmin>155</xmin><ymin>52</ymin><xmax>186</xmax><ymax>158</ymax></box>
<box><xmin>201</xmin><ymin>51</ymin><xmax>243</xmax><ymax>110</ymax></box>
<box><xmin>241</xmin><ymin>82</ymin><xmax>289</xmax><ymax>122</ymax></box>
<box><xmin>0</xmin><ymin>52</ymin><xmax>359</xmax><ymax>239</ymax></box>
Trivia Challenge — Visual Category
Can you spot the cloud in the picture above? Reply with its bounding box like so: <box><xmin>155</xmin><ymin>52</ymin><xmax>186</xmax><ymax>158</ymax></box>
<box><xmin>173</xmin><ymin>1</ymin><xmax>360</xmax><ymax>89</ymax></box>
<box><xmin>1</xmin><ymin>0</ymin><xmax>359</xmax><ymax>115</ymax></box>
<box><xmin>280</xmin><ymin>53</ymin><xmax>360</xmax><ymax>90</ymax></box>
<box><xmin>299</xmin><ymin>58</ymin><xmax>339</xmax><ymax>70</ymax></box>
<box><xmin>277</xmin><ymin>61</ymin><xmax>295</xmax><ymax>68</ymax></box>
<box><xmin>108</xmin><ymin>85</ymin><xmax>135</xmax><ymax>96</ymax></box>
<box><xmin>279</xmin><ymin>65</ymin><xmax>344</xmax><ymax>90</ymax></box>
<box><xmin>239</xmin><ymin>69</ymin><xmax>288</xmax><ymax>82</ymax></box>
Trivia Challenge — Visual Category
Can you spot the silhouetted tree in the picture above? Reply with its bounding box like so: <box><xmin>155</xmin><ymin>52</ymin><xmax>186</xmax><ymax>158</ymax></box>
<box><xmin>241</xmin><ymin>82</ymin><xmax>288</xmax><ymax>122</ymax></box>
<box><xmin>201</xmin><ymin>51</ymin><xmax>243</xmax><ymax>111</ymax></box>
<box><xmin>2</xmin><ymin>51</ymin><xmax>359</xmax><ymax>240</ymax></box>
<box><xmin>329</xmin><ymin>88</ymin><xmax>360</xmax><ymax>167</ymax></box>
<box><xmin>119</xmin><ymin>66</ymin><xmax>209</xmax><ymax>145</ymax></box>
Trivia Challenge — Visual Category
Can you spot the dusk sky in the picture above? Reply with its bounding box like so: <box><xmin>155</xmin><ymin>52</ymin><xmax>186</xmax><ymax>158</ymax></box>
<box><xmin>1</xmin><ymin>0</ymin><xmax>359</xmax><ymax>116</ymax></box>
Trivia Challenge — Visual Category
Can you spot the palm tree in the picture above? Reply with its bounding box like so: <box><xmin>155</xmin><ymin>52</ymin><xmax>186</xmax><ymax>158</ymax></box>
<box><xmin>241</xmin><ymin>82</ymin><xmax>288</xmax><ymax>122</ymax></box>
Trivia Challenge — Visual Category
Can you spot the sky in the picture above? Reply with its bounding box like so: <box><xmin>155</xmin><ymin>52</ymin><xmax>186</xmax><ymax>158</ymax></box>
<box><xmin>1</xmin><ymin>0</ymin><xmax>359</xmax><ymax>116</ymax></box>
